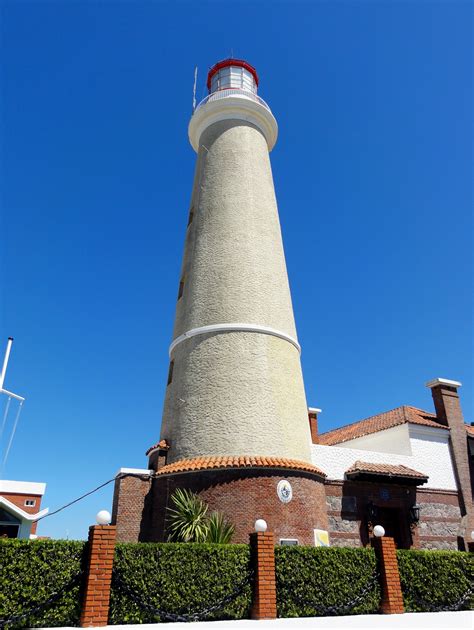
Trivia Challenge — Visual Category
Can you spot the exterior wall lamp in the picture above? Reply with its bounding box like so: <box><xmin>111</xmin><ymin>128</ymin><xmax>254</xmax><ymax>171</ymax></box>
<box><xmin>366</xmin><ymin>501</ymin><xmax>379</xmax><ymax>525</ymax></box>
<box><xmin>409</xmin><ymin>504</ymin><xmax>421</xmax><ymax>526</ymax></box>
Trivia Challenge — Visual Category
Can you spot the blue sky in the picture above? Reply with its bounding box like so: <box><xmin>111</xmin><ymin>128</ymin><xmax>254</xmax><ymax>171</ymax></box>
<box><xmin>0</xmin><ymin>1</ymin><xmax>472</xmax><ymax>540</ymax></box>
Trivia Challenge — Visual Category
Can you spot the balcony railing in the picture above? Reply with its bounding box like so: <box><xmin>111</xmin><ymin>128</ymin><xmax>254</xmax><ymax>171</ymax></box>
<box><xmin>194</xmin><ymin>88</ymin><xmax>271</xmax><ymax>113</ymax></box>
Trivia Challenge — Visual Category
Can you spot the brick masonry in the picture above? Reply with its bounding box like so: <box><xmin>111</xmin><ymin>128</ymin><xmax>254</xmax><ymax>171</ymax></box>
<box><xmin>429</xmin><ymin>383</ymin><xmax>473</xmax><ymax>549</ymax></box>
<box><xmin>372</xmin><ymin>536</ymin><xmax>404</xmax><ymax>614</ymax></box>
<box><xmin>1</xmin><ymin>492</ymin><xmax>43</xmax><ymax>535</ymax></box>
<box><xmin>111</xmin><ymin>473</ymin><xmax>152</xmax><ymax>542</ymax></box>
<box><xmin>114</xmin><ymin>467</ymin><xmax>328</xmax><ymax>545</ymax></box>
<box><xmin>250</xmin><ymin>531</ymin><xmax>277</xmax><ymax>620</ymax></box>
<box><xmin>79</xmin><ymin>525</ymin><xmax>116</xmax><ymax>627</ymax></box>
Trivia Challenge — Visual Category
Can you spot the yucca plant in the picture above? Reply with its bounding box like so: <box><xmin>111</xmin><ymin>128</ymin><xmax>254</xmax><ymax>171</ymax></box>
<box><xmin>166</xmin><ymin>488</ymin><xmax>235</xmax><ymax>544</ymax></box>
<box><xmin>206</xmin><ymin>511</ymin><xmax>235</xmax><ymax>544</ymax></box>
<box><xmin>167</xmin><ymin>488</ymin><xmax>209</xmax><ymax>542</ymax></box>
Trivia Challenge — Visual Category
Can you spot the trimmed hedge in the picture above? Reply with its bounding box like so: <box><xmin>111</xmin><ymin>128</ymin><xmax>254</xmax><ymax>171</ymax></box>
<box><xmin>109</xmin><ymin>542</ymin><xmax>252</xmax><ymax>624</ymax></box>
<box><xmin>275</xmin><ymin>546</ymin><xmax>380</xmax><ymax>618</ymax></box>
<box><xmin>0</xmin><ymin>539</ymin><xmax>86</xmax><ymax>629</ymax></box>
<box><xmin>397</xmin><ymin>549</ymin><xmax>474</xmax><ymax>612</ymax></box>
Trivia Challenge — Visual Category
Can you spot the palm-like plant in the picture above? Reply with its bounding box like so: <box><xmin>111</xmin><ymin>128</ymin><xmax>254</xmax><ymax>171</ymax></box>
<box><xmin>166</xmin><ymin>488</ymin><xmax>235</xmax><ymax>544</ymax></box>
<box><xmin>167</xmin><ymin>488</ymin><xmax>209</xmax><ymax>542</ymax></box>
<box><xmin>206</xmin><ymin>511</ymin><xmax>235</xmax><ymax>544</ymax></box>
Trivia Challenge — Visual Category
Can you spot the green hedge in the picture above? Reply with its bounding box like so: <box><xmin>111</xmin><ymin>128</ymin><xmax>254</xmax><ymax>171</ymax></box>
<box><xmin>275</xmin><ymin>546</ymin><xmax>380</xmax><ymax>618</ymax></box>
<box><xmin>397</xmin><ymin>549</ymin><xmax>474</xmax><ymax>612</ymax></box>
<box><xmin>0</xmin><ymin>539</ymin><xmax>86</xmax><ymax>629</ymax></box>
<box><xmin>109</xmin><ymin>542</ymin><xmax>252</xmax><ymax>624</ymax></box>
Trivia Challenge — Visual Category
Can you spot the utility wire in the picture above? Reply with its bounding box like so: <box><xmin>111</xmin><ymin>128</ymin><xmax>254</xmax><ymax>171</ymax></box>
<box><xmin>34</xmin><ymin>472</ymin><xmax>152</xmax><ymax>523</ymax></box>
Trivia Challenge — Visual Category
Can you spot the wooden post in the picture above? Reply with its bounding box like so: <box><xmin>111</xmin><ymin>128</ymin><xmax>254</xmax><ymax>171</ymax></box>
<box><xmin>372</xmin><ymin>536</ymin><xmax>404</xmax><ymax>614</ymax></box>
<box><xmin>80</xmin><ymin>525</ymin><xmax>116</xmax><ymax>627</ymax></box>
<box><xmin>250</xmin><ymin>531</ymin><xmax>277</xmax><ymax>620</ymax></box>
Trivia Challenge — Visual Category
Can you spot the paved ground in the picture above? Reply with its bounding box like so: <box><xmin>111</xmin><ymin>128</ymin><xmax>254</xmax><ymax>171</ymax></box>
<box><xmin>92</xmin><ymin>611</ymin><xmax>473</xmax><ymax>630</ymax></box>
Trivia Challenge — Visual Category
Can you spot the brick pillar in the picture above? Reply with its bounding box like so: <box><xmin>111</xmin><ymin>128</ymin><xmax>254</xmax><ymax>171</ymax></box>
<box><xmin>250</xmin><ymin>531</ymin><xmax>277</xmax><ymax>620</ymax></box>
<box><xmin>308</xmin><ymin>408</ymin><xmax>321</xmax><ymax>444</ymax></box>
<box><xmin>80</xmin><ymin>525</ymin><xmax>116</xmax><ymax>627</ymax></box>
<box><xmin>372</xmin><ymin>536</ymin><xmax>404</xmax><ymax>614</ymax></box>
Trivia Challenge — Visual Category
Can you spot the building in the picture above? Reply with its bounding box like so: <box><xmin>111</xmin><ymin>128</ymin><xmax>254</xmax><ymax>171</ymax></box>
<box><xmin>111</xmin><ymin>59</ymin><xmax>473</xmax><ymax>550</ymax></box>
<box><xmin>0</xmin><ymin>479</ymin><xmax>48</xmax><ymax>539</ymax></box>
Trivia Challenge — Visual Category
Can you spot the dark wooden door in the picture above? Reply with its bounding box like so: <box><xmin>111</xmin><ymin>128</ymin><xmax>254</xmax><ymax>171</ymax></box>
<box><xmin>377</xmin><ymin>507</ymin><xmax>409</xmax><ymax>549</ymax></box>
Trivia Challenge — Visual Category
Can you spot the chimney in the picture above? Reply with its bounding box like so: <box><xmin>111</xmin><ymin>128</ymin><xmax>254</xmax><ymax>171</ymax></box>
<box><xmin>308</xmin><ymin>408</ymin><xmax>322</xmax><ymax>444</ymax></box>
<box><xmin>426</xmin><ymin>378</ymin><xmax>473</xmax><ymax>540</ymax></box>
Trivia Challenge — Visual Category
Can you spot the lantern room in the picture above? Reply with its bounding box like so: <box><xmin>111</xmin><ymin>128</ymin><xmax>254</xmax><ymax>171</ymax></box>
<box><xmin>207</xmin><ymin>59</ymin><xmax>259</xmax><ymax>94</ymax></box>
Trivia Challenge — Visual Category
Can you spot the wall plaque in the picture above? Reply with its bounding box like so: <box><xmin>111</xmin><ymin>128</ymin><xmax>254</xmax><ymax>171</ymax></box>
<box><xmin>277</xmin><ymin>480</ymin><xmax>293</xmax><ymax>503</ymax></box>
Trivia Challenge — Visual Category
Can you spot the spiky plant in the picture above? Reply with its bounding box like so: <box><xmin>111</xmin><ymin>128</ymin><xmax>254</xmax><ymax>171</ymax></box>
<box><xmin>166</xmin><ymin>488</ymin><xmax>209</xmax><ymax>542</ymax></box>
<box><xmin>206</xmin><ymin>511</ymin><xmax>235</xmax><ymax>544</ymax></box>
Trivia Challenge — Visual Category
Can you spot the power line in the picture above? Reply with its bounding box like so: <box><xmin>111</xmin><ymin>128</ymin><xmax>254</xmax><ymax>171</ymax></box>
<box><xmin>34</xmin><ymin>472</ymin><xmax>152</xmax><ymax>523</ymax></box>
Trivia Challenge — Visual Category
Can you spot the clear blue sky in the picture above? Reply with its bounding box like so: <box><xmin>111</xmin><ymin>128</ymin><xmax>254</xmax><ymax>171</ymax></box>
<box><xmin>0</xmin><ymin>1</ymin><xmax>472</xmax><ymax>540</ymax></box>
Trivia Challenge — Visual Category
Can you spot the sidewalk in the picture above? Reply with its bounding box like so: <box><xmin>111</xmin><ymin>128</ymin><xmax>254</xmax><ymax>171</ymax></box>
<box><xmin>48</xmin><ymin>611</ymin><xmax>473</xmax><ymax>630</ymax></box>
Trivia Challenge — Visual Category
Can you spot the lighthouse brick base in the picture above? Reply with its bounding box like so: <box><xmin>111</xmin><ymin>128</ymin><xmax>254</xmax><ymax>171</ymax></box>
<box><xmin>112</xmin><ymin>461</ymin><xmax>328</xmax><ymax>545</ymax></box>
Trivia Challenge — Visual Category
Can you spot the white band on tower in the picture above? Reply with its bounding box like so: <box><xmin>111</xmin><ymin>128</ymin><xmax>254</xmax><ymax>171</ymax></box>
<box><xmin>169</xmin><ymin>323</ymin><xmax>301</xmax><ymax>357</ymax></box>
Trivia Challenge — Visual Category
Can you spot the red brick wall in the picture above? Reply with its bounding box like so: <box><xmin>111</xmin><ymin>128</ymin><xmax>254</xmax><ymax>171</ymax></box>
<box><xmin>80</xmin><ymin>525</ymin><xmax>116</xmax><ymax>627</ymax></box>
<box><xmin>250</xmin><ymin>532</ymin><xmax>277</xmax><ymax>619</ymax></box>
<box><xmin>144</xmin><ymin>468</ymin><xmax>328</xmax><ymax>545</ymax></box>
<box><xmin>430</xmin><ymin>383</ymin><xmax>473</xmax><ymax>548</ymax></box>
<box><xmin>372</xmin><ymin>536</ymin><xmax>404</xmax><ymax>614</ymax></box>
<box><xmin>1</xmin><ymin>492</ymin><xmax>43</xmax><ymax>535</ymax></box>
<box><xmin>111</xmin><ymin>474</ymin><xmax>152</xmax><ymax>543</ymax></box>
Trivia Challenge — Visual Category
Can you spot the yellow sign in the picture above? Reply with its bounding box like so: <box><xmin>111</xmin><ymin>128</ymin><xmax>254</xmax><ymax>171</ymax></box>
<box><xmin>314</xmin><ymin>529</ymin><xmax>330</xmax><ymax>547</ymax></box>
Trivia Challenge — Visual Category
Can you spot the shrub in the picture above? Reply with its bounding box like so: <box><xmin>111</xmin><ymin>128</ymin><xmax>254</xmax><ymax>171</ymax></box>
<box><xmin>397</xmin><ymin>549</ymin><xmax>474</xmax><ymax>612</ymax></box>
<box><xmin>275</xmin><ymin>546</ymin><xmax>380</xmax><ymax>618</ymax></box>
<box><xmin>109</xmin><ymin>542</ymin><xmax>252</xmax><ymax>624</ymax></box>
<box><xmin>166</xmin><ymin>488</ymin><xmax>235</xmax><ymax>543</ymax></box>
<box><xmin>0</xmin><ymin>539</ymin><xmax>86</xmax><ymax>629</ymax></box>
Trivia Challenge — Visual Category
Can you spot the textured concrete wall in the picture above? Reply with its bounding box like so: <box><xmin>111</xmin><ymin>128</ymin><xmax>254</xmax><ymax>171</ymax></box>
<box><xmin>160</xmin><ymin>118</ymin><xmax>311</xmax><ymax>463</ymax></box>
<box><xmin>312</xmin><ymin>427</ymin><xmax>457</xmax><ymax>490</ymax></box>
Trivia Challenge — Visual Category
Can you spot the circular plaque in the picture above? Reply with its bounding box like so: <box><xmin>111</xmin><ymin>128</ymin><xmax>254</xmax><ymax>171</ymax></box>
<box><xmin>277</xmin><ymin>479</ymin><xmax>293</xmax><ymax>503</ymax></box>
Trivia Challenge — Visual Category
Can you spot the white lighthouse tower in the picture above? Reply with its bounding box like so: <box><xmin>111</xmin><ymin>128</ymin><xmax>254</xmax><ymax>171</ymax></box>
<box><xmin>160</xmin><ymin>59</ymin><xmax>313</xmax><ymax>464</ymax></box>
<box><xmin>113</xmin><ymin>59</ymin><xmax>328</xmax><ymax>545</ymax></box>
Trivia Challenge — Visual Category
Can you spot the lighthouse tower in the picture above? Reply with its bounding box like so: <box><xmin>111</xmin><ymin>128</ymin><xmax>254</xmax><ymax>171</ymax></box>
<box><xmin>113</xmin><ymin>59</ymin><xmax>328</xmax><ymax>545</ymax></box>
<box><xmin>160</xmin><ymin>59</ymin><xmax>312</xmax><ymax>463</ymax></box>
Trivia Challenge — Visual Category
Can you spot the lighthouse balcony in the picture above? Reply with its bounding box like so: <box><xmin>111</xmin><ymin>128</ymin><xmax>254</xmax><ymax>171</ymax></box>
<box><xmin>194</xmin><ymin>87</ymin><xmax>272</xmax><ymax>114</ymax></box>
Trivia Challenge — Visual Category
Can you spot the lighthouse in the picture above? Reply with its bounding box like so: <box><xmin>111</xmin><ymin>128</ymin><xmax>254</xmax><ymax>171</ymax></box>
<box><xmin>161</xmin><ymin>59</ymin><xmax>312</xmax><ymax>463</ymax></box>
<box><xmin>113</xmin><ymin>59</ymin><xmax>328</xmax><ymax>545</ymax></box>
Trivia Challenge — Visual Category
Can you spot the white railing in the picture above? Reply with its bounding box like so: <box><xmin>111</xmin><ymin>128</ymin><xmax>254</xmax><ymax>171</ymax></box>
<box><xmin>194</xmin><ymin>88</ymin><xmax>271</xmax><ymax>113</ymax></box>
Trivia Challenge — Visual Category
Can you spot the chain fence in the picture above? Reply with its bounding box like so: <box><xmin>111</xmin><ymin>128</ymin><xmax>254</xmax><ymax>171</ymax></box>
<box><xmin>285</xmin><ymin>569</ymin><xmax>380</xmax><ymax>617</ymax></box>
<box><xmin>0</xmin><ymin>570</ymin><xmax>83</xmax><ymax>629</ymax></box>
<box><xmin>403</xmin><ymin>584</ymin><xmax>473</xmax><ymax>613</ymax></box>
<box><xmin>111</xmin><ymin>566</ymin><xmax>253</xmax><ymax>623</ymax></box>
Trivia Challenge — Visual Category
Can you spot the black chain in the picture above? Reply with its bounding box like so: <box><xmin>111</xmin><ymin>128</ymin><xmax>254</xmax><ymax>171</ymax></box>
<box><xmin>404</xmin><ymin>584</ymin><xmax>473</xmax><ymax>613</ymax></box>
<box><xmin>0</xmin><ymin>570</ymin><xmax>83</xmax><ymax>629</ymax></box>
<box><xmin>285</xmin><ymin>570</ymin><xmax>379</xmax><ymax>616</ymax></box>
<box><xmin>112</xmin><ymin>567</ymin><xmax>253</xmax><ymax>622</ymax></box>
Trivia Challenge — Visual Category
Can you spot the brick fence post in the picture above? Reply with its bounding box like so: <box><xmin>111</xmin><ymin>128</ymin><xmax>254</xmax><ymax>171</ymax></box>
<box><xmin>249</xmin><ymin>531</ymin><xmax>277</xmax><ymax>620</ymax></box>
<box><xmin>80</xmin><ymin>525</ymin><xmax>116</xmax><ymax>627</ymax></box>
<box><xmin>372</xmin><ymin>536</ymin><xmax>404</xmax><ymax>614</ymax></box>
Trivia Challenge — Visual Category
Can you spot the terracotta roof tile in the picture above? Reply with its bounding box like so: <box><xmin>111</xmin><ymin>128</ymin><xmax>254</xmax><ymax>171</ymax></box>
<box><xmin>145</xmin><ymin>439</ymin><xmax>170</xmax><ymax>456</ymax></box>
<box><xmin>318</xmin><ymin>406</ymin><xmax>443</xmax><ymax>446</ymax></box>
<box><xmin>156</xmin><ymin>455</ymin><xmax>326</xmax><ymax>478</ymax></box>
<box><xmin>345</xmin><ymin>461</ymin><xmax>428</xmax><ymax>481</ymax></box>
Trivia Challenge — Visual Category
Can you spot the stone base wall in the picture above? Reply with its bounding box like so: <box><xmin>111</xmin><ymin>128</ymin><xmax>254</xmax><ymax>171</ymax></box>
<box><xmin>416</xmin><ymin>488</ymin><xmax>461</xmax><ymax>550</ymax></box>
<box><xmin>325</xmin><ymin>480</ymin><xmax>462</xmax><ymax>549</ymax></box>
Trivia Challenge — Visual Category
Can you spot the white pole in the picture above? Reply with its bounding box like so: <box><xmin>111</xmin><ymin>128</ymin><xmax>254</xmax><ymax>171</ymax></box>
<box><xmin>0</xmin><ymin>337</ymin><xmax>13</xmax><ymax>390</ymax></box>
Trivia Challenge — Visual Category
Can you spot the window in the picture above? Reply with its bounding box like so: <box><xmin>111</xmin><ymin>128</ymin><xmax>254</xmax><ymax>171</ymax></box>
<box><xmin>280</xmin><ymin>539</ymin><xmax>298</xmax><ymax>546</ymax></box>
<box><xmin>25</xmin><ymin>499</ymin><xmax>36</xmax><ymax>507</ymax></box>
<box><xmin>167</xmin><ymin>361</ymin><xmax>174</xmax><ymax>386</ymax></box>
<box><xmin>187</xmin><ymin>207</ymin><xmax>194</xmax><ymax>226</ymax></box>
<box><xmin>177</xmin><ymin>278</ymin><xmax>184</xmax><ymax>300</ymax></box>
